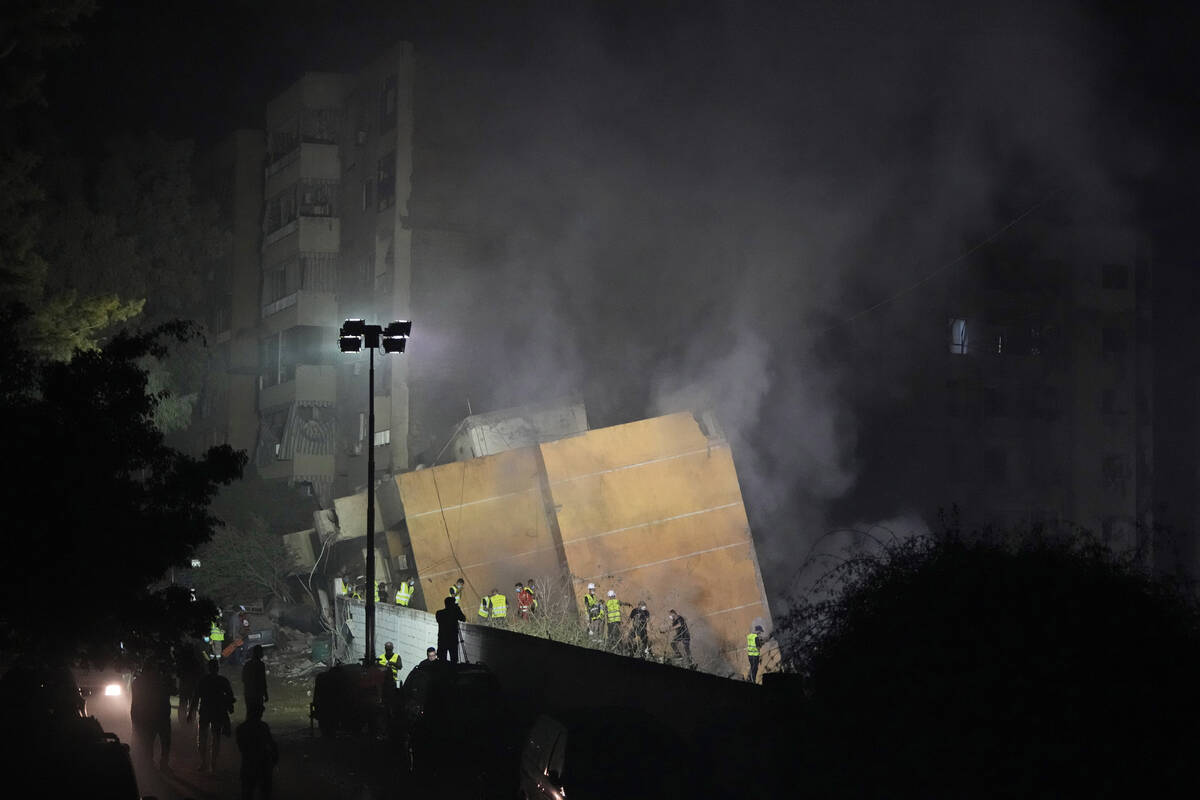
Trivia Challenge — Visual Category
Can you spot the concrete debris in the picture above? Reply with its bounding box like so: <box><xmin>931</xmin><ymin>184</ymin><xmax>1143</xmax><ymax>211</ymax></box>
<box><xmin>265</xmin><ymin>625</ymin><xmax>334</xmax><ymax>679</ymax></box>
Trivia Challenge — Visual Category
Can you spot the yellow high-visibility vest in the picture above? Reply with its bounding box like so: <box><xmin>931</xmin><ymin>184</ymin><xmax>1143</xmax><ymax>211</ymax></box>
<box><xmin>490</xmin><ymin>593</ymin><xmax>507</xmax><ymax>618</ymax></box>
<box><xmin>378</xmin><ymin>652</ymin><xmax>400</xmax><ymax>679</ymax></box>
<box><xmin>747</xmin><ymin>633</ymin><xmax>760</xmax><ymax>657</ymax></box>
<box><xmin>396</xmin><ymin>582</ymin><xmax>413</xmax><ymax>606</ymax></box>
<box><xmin>210</xmin><ymin>622</ymin><xmax>225</xmax><ymax>642</ymax></box>
<box><xmin>478</xmin><ymin>597</ymin><xmax>491</xmax><ymax>618</ymax></box>
<box><xmin>584</xmin><ymin>592</ymin><xmax>601</xmax><ymax>619</ymax></box>
<box><xmin>450</xmin><ymin>585</ymin><xmax>462</xmax><ymax>604</ymax></box>
<box><xmin>606</xmin><ymin>597</ymin><xmax>620</xmax><ymax>623</ymax></box>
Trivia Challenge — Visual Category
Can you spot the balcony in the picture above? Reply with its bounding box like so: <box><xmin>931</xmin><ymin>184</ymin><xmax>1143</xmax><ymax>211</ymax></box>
<box><xmin>260</xmin><ymin>289</ymin><xmax>338</xmax><ymax>334</ymax></box>
<box><xmin>265</xmin><ymin>143</ymin><xmax>341</xmax><ymax>198</ymax></box>
<box><xmin>263</xmin><ymin>216</ymin><xmax>340</xmax><ymax>260</ymax></box>
<box><xmin>259</xmin><ymin>364</ymin><xmax>337</xmax><ymax>410</ymax></box>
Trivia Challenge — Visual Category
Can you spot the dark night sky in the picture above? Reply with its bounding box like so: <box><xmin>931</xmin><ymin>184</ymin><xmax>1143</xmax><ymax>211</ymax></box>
<box><xmin>40</xmin><ymin>0</ymin><xmax>1200</xmax><ymax>600</ymax></box>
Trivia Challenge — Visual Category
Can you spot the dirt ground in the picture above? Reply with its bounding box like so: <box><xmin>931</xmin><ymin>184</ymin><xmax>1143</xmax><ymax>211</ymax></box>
<box><xmin>129</xmin><ymin>665</ymin><xmax>407</xmax><ymax>800</ymax></box>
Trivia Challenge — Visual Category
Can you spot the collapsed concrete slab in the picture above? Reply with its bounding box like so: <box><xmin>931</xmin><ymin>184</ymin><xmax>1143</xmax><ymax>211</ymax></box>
<box><xmin>396</xmin><ymin>411</ymin><xmax>773</xmax><ymax>675</ymax></box>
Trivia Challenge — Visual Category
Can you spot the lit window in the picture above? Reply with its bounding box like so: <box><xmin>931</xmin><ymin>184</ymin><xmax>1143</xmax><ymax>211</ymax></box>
<box><xmin>373</xmin><ymin>429</ymin><xmax>391</xmax><ymax>447</ymax></box>
<box><xmin>949</xmin><ymin>318</ymin><xmax>968</xmax><ymax>354</ymax></box>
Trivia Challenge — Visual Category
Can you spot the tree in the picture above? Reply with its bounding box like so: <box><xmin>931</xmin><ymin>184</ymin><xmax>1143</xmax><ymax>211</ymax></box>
<box><xmin>0</xmin><ymin>311</ymin><xmax>245</xmax><ymax>664</ymax></box>
<box><xmin>774</xmin><ymin>528</ymin><xmax>1200</xmax><ymax>798</ymax></box>
<box><xmin>190</xmin><ymin>516</ymin><xmax>298</xmax><ymax>608</ymax></box>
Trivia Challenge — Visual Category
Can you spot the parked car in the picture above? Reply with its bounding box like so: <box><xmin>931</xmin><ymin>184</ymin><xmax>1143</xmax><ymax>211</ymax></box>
<box><xmin>0</xmin><ymin>661</ymin><xmax>140</xmax><ymax>798</ymax></box>
<box><xmin>519</xmin><ymin>707</ymin><xmax>700</xmax><ymax>800</ymax></box>
<box><xmin>402</xmin><ymin>661</ymin><xmax>511</xmax><ymax>797</ymax></box>
<box><xmin>310</xmin><ymin>661</ymin><xmax>397</xmax><ymax>737</ymax></box>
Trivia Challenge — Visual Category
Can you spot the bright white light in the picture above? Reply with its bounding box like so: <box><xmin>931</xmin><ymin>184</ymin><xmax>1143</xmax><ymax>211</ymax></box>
<box><xmin>104</xmin><ymin>683</ymin><xmax>122</xmax><ymax>697</ymax></box>
<box><xmin>190</xmin><ymin>558</ymin><xmax>201</xmax><ymax>568</ymax></box>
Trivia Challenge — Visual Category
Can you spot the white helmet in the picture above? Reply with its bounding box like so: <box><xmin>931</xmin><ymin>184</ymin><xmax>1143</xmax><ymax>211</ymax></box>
<box><xmin>587</xmin><ymin>583</ymin><xmax>596</xmax><ymax>590</ymax></box>
<box><xmin>607</xmin><ymin>590</ymin><xmax>616</xmax><ymax>597</ymax></box>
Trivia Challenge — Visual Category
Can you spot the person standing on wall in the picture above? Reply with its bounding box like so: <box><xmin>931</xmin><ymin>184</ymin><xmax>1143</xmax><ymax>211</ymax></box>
<box><xmin>605</xmin><ymin>590</ymin><xmax>622</xmax><ymax>646</ymax></box>
<box><xmin>516</xmin><ymin>582</ymin><xmax>533</xmax><ymax>620</ymax></box>
<box><xmin>395</xmin><ymin>578</ymin><xmax>415</xmax><ymax>607</ymax></box>
<box><xmin>241</xmin><ymin>645</ymin><xmax>269</xmax><ymax>720</ymax></box>
<box><xmin>478</xmin><ymin>593</ymin><xmax>491</xmax><ymax>620</ymax></box>
<box><xmin>667</xmin><ymin>610</ymin><xmax>693</xmax><ymax>667</ymax></box>
<box><xmin>449</xmin><ymin>578</ymin><xmax>465</xmax><ymax>605</ymax></box>
<box><xmin>489</xmin><ymin>588</ymin><xmax>508</xmax><ymax>624</ymax></box>
<box><xmin>629</xmin><ymin>601</ymin><xmax>652</xmax><ymax>658</ymax></box>
<box><xmin>747</xmin><ymin>625</ymin><xmax>770</xmax><ymax>683</ymax></box>
<box><xmin>583</xmin><ymin>583</ymin><xmax>603</xmax><ymax>638</ymax></box>
<box><xmin>435</xmin><ymin>596</ymin><xmax>467</xmax><ymax>663</ymax></box>
<box><xmin>525</xmin><ymin>578</ymin><xmax>539</xmax><ymax>615</ymax></box>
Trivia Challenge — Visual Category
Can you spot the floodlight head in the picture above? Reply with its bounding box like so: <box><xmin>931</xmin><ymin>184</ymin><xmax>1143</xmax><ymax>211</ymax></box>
<box><xmin>383</xmin><ymin>320</ymin><xmax>412</xmax><ymax>337</ymax></box>
<box><xmin>341</xmin><ymin>319</ymin><xmax>367</xmax><ymax>336</ymax></box>
<box><xmin>339</xmin><ymin>334</ymin><xmax>362</xmax><ymax>353</ymax></box>
<box><xmin>382</xmin><ymin>335</ymin><xmax>407</xmax><ymax>354</ymax></box>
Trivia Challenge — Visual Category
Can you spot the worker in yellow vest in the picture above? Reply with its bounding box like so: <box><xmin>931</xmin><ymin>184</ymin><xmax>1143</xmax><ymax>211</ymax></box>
<box><xmin>583</xmin><ymin>583</ymin><xmax>602</xmax><ymax>638</ymax></box>
<box><xmin>449</xmin><ymin>578</ymin><xmax>465</xmax><ymax>605</ymax></box>
<box><xmin>489</xmin><ymin>588</ymin><xmax>507</xmax><ymax>622</ymax></box>
<box><xmin>208</xmin><ymin>617</ymin><xmax>225</xmax><ymax>659</ymax></box>
<box><xmin>605</xmin><ymin>590</ymin><xmax>622</xmax><ymax>645</ymax></box>
<box><xmin>478</xmin><ymin>594</ymin><xmax>491</xmax><ymax>619</ymax></box>
<box><xmin>378</xmin><ymin>641</ymin><xmax>401</xmax><ymax>685</ymax></box>
<box><xmin>747</xmin><ymin>625</ymin><xmax>769</xmax><ymax>683</ymax></box>
<box><xmin>395</xmin><ymin>578</ymin><xmax>415</xmax><ymax>606</ymax></box>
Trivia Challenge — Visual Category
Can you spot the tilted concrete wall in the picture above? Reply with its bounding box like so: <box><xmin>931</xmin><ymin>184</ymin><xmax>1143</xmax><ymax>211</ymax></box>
<box><xmin>397</xmin><ymin>411</ymin><xmax>773</xmax><ymax>676</ymax></box>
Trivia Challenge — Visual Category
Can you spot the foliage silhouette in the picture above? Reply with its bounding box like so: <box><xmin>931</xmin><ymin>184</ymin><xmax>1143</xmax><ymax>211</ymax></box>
<box><xmin>774</xmin><ymin>527</ymin><xmax>1200</xmax><ymax>797</ymax></box>
<box><xmin>0</xmin><ymin>309</ymin><xmax>245</xmax><ymax>666</ymax></box>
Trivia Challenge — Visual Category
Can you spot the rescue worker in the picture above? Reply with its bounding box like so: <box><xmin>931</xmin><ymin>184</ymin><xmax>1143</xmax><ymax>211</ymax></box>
<box><xmin>516</xmin><ymin>582</ymin><xmax>533</xmax><ymax>620</ymax></box>
<box><xmin>378</xmin><ymin>641</ymin><xmax>402</xmax><ymax>685</ymax></box>
<box><xmin>375</xmin><ymin>582</ymin><xmax>388</xmax><ymax>604</ymax></box>
<box><xmin>583</xmin><ymin>583</ymin><xmax>603</xmax><ymax>637</ymax></box>
<box><xmin>747</xmin><ymin>625</ymin><xmax>768</xmax><ymax>683</ymax></box>
<box><xmin>526</xmin><ymin>578</ymin><xmax>539</xmax><ymax>615</ymax></box>
<box><xmin>395</xmin><ymin>578</ymin><xmax>415</xmax><ymax>607</ymax></box>
<box><xmin>667</xmin><ymin>610</ymin><xmax>693</xmax><ymax>666</ymax></box>
<box><xmin>629</xmin><ymin>600</ymin><xmax>651</xmax><ymax>657</ymax></box>
<box><xmin>489</xmin><ymin>588</ymin><xmax>508</xmax><ymax>622</ymax></box>
<box><xmin>208</xmin><ymin>615</ymin><xmax>226</xmax><ymax>660</ymax></box>
<box><xmin>478</xmin><ymin>594</ymin><xmax>491</xmax><ymax>619</ymax></box>
<box><xmin>606</xmin><ymin>590</ymin><xmax>622</xmax><ymax>645</ymax></box>
<box><xmin>449</xmin><ymin>577</ymin><xmax>465</xmax><ymax>605</ymax></box>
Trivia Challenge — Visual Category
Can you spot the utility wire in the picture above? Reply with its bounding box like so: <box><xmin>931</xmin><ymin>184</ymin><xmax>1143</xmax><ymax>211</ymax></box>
<box><xmin>820</xmin><ymin>188</ymin><xmax>1063</xmax><ymax>336</ymax></box>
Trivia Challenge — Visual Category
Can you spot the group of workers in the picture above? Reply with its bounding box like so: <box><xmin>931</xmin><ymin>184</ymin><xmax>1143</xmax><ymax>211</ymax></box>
<box><xmin>344</xmin><ymin>573</ymin><xmax>770</xmax><ymax>682</ymax></box>
<box><xmin>581</xmin><ymin>582</ymin><xmax>694</xmax><ymax>665</ymax></box>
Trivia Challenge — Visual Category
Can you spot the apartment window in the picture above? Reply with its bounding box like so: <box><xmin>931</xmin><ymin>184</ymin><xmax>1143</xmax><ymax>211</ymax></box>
<box><xmin>949</xmin><ymin>318</ymin><xmax>969</xmax><ymax>355</ymax></box>
<box><xmin>264</xmin><ymin>186</ymin><xmax>297</xmax><ymax>234</ymax></box>
<box><xmin>380</xmin><ymin>74</ymin><xmax>398</xmax><ymax>132</ymax></box>
<box><xmin>1102</xmin><ymin>326</ymin><xmax>1128</xmax><ymax>360</ymax></box>
<box><xmin>1102</xmin><ymin>264</ymin><xmax>1129</xmax><ymax>290</ymax></box>
<box><xmin>377</xmin><ymin>152</ymin><xmax>396</xmax><ymax>211</ymax></box>
<box><xmin>298</xmin><ymin>179</ymin><xmax>337</xmax><ymax>217</ymax></box>
<box><xmin>373</xmin><ymin>429</ymin><xmax>391</xmax><ymax>447</ymax></box>
<box><xmin>362</xmin><ymin>177</ymin><xmax>375</xmax><ymax>212</ymax></box>
<box><xmin>261</xmin><ymin>334</ymin><xmax>281</xmax><ymax>387</ymax></box>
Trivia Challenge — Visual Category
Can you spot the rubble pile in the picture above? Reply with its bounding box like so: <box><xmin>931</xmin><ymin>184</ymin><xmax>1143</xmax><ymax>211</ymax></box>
<box><xmin>269</xmin><ymin>625</ymin><xmax>331</xmax><ymax>680</ymax></box>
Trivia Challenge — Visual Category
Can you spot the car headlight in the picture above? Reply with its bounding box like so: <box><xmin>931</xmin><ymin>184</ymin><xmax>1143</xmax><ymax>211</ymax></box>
<box><xmin>104</xmin><ymin>683</ymin><xmax>122</xmax><ymax>697</ymax></box>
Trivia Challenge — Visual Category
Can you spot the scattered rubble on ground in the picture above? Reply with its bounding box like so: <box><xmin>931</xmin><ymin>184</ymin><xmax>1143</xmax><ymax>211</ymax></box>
<box><xmin>268</xmin><ymin>625</ymin><xmax>332</xmax><ymax>681</ymax></box>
